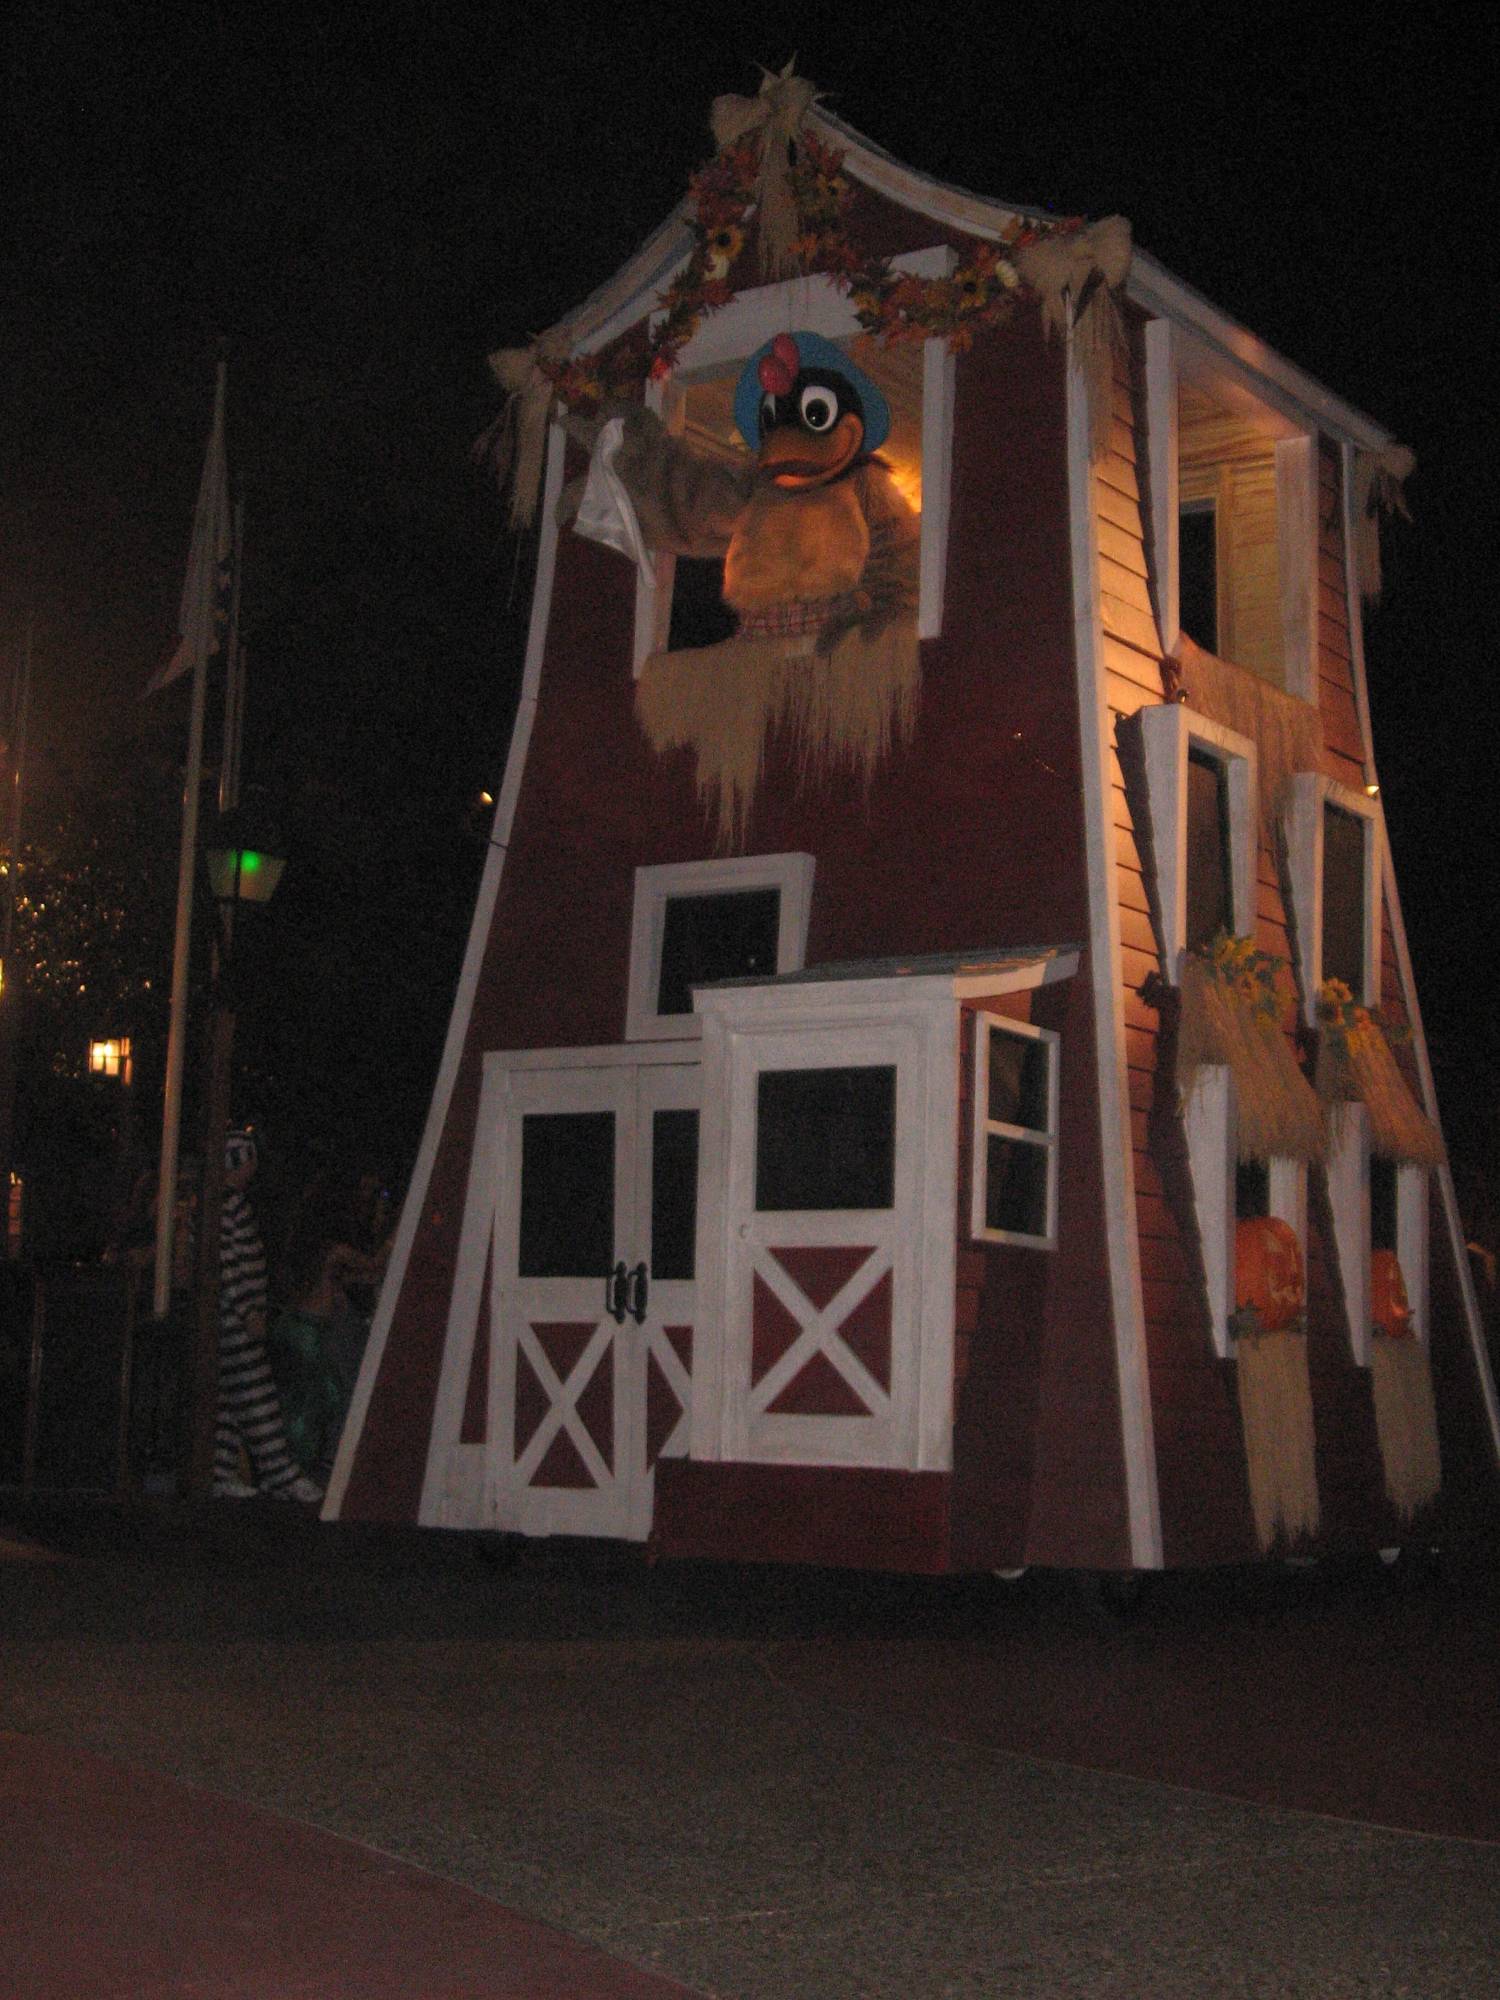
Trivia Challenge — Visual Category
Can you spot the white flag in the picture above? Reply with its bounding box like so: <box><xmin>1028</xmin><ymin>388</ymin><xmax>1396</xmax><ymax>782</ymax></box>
<box><xmin>144</xmin><ymin>361</ymin><xmax>232</xmax><ymax>694</ymax></box>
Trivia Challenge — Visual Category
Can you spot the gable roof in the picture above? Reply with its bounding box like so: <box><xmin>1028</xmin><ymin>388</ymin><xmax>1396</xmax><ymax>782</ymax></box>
<box><xmin>536</xmin><ymin>103</ymin><xmax>1393</xmax><ymax>454</ymax></box>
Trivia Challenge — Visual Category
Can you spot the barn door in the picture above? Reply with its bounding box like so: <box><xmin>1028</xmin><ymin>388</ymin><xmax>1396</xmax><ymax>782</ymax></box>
<box><xmin>491</xmin><ymin>1061</ymin><xmax>698</xmax><ymax>1539</ymax></box>
<box><xmin>721</xmin><ymin>1023</ymin><xmax>924</xmax><ymax>1469</ymax></box>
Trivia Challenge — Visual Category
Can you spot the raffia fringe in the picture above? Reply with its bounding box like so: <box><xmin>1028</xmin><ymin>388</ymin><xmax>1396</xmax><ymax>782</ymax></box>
<box><xmin>1237</xmin><ymin>1329</ymin><xmax>1320</xmax><ymax>1553</ymax></box>
<box><xmin>635</xmin><ymin>617</ymin><xmax>921</xmax><ymax>851</ymax></box>
<box><xmin>1018</xmin><ymin>216</ymin><xmax>1131</xmax><ymax>462</ymax></box>
<box><xmin>1177</xmin><ymin>957</ymin><xmax>1325</xmax><ymax>1163</ymax></box>
<box><xmin>1352</xmin><ymin>444</ymin><xmax>1415</xmax><ymax>605</ymax></box>
<box><xmin>1172</xmin><ymin>635</ymin><xmax>1323</xmax><ymax>829</ymax></box>
<box><xmin>1370</xmin><ymin>1334</ymin><xmax>1442</xmax><ymax>1520</ymax></box>
<box><xmin>1315</xmin><ymin>1020</ymin><xmax>1443</xmax><ymax>1167</ymax></box>
<box><xmin>485</xmin><ymin>330</ymin><xmax>573</xmax><ymax>532</ymax></box>
<box><xmin>709</xmin><ymin>64</ymin><xmax>820</xmax><ymax>283</ymax></box>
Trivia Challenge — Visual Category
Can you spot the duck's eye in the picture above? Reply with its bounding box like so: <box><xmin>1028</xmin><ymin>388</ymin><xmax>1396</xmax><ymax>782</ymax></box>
<box><xmin>798</xmin><ymin>386</ymin><xmax>838</xmax><ymax>433</ymax></box>
<box><xmin>759</xmin><ymin>392</ymin><xmax>780</xmax><ymax>433</ymax></box>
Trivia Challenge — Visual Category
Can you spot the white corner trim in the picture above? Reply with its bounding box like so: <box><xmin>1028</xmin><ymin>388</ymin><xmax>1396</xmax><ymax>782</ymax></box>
<box><xmin>1067</xmin><ymin>339</ymin><xmax>1162</xmax><ymax>1568</ymax></box>
<box><xmin>324</xmin><ymin>424</ymin><xmax>567</xmax><ymax>1520</ymax></box>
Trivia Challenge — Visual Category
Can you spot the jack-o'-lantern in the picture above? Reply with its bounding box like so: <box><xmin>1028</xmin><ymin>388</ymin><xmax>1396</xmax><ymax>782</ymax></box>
<box><xmin>1234</xmin><ymin>1214</ymin><xmax>1305</xmax><ymax>1333</ymax></box>
<box><xmin>1371</xmin><ymin>1248</ymin><xmax>1414</xmax><ymax>1340</ymax></box>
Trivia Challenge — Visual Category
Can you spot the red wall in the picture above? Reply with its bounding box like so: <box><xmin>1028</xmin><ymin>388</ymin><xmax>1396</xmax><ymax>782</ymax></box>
<box><xmin>341</xmin><ymin>197</ymin><xmax>1128</xmax><ymax>1541</ymax></box>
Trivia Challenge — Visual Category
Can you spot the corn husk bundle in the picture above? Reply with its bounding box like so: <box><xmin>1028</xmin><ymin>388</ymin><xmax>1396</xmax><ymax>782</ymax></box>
<box><xmin>1314</xmin><ymin>982</ymin><xmax>1443</xmax><ymax>1167</ymax></box>
<box><xmin>1016</xmin><ymin>215</ymin><xmax>1132</xmax><ymax>462</ymax></box>
<box><xmin>1236</xmin><ymin>1324</ymin><xmax>1321</xmax><ymax>1553</ymax></box>
<box><xmin>1177</xmin><ymin>940</ymin><xmax>1325</xmax><ymax>1164</ymax></box>
<box><xmin>636</xmin><ymin>614</ymin><xmax>920</xmax><ymax>851</ymax></box>
<box><xmin>1370</xmin><ymin>1332</ymin><xmax>1442</xmax><ymax>1521</ymax></box>
<box><xmin>1352</xmin><ymin>444</ymin><xmax>1416</xmax><ymax>605</ymax></box>
<box><xmin>1171</xmin><ymin>635</ymin><xmax>1324</xmax><ymax>830</ymax></box>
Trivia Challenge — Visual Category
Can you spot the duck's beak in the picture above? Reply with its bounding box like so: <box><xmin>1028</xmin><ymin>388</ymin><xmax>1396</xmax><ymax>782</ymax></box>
<box><xmin>760</xmin><ymin>411</ymin><xmax>865</xmax><ymax>489</ymax></box>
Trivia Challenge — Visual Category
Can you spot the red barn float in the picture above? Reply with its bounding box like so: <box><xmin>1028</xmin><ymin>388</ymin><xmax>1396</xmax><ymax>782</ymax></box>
<box><xmin>327</xmin><ymin>75</ymin><xmax>1500</xmax><ymax>1574</ymax></box>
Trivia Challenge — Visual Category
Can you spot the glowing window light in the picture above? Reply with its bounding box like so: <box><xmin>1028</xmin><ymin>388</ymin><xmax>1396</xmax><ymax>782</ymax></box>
<box><xmin>88</xmin><ymin>1036</ymin><xmax>133</xmax><ymax>1084</ymax></box>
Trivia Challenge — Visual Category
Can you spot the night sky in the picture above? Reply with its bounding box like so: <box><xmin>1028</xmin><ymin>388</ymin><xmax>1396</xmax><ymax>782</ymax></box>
<box><xmin>2</xmin><ymin>3</ymin><xmax>1495</xmax><ymax>1197</ymax></box>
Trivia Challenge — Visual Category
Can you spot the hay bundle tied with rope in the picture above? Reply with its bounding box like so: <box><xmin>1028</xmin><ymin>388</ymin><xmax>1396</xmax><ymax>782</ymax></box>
<box><xmin>1371</xmin><ymin>1334</ymin><xmax>1442</xmax><ymax>1522</ymax></box>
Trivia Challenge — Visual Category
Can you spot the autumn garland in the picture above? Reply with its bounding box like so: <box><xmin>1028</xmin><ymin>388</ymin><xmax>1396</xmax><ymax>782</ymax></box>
<box><xmin>538</xmin><ymin>130</ymin><xmax>1086</xmax><ymax>413</ymax></box>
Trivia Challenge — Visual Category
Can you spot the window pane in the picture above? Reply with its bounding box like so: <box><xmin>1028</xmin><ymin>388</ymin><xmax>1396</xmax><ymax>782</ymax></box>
<box><xmin>668</xmin><ymin>555</ymin><xmax>738</xmax><ymax>652</ymax></box>
<box><xmin>1179</xmin><ymin>503</ymin><xmax>1218</xmax><ymax>654</ymax></box>
<box><xmin>518</xmin><ymin>1112</ymin><xmax>615</xmax><ymax>1278</ymax></box>
<box><xmin>1322</xmin><ymin>804</ymin><xmax>1367</xmax><ymax>995</ymax></box>
<box><xmin>1370</xmin><ymin>1155</ymin><xmax>1397</xmax><ymax>1253</ymax></box>
<box><xmin>657</xmin><ymin>888</ymin><xmax>782</xmax><ymax>1016</ymax></box>
<box><xmin>651</xmin><ymin>1109</ymin><xmax>699</xmax><ymax>1281</ymax></box>
<box><xmin>1235</xmin><ymin>1157</ymin><xmax>1270</xmax><ymax>1220</ymax></box>
<box><xmin>985</xmin><ymin>1135</ymin><xmax>1049</xmax><ymax>1238</ymax></box>
<box><xmin>1185</xmin><ymin>748</ymin><xmax>1234</xmax><ymax>950</ymax></box>
<box><xmin>986</xmin><ymin>1027</ymin><xmax>1050</xmax><ymax>1133</ymax></box>
<box><xmin>756</xmin><ymin>1066</ymin><xmax>896</xmax><ymax>1212</ymax></box>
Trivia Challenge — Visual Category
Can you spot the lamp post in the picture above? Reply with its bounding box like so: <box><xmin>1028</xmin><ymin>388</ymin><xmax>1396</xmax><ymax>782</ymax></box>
<box><xmin>186</xmin><ymin>806</ymin><xmax>285</xmax><ymax>1497</ymax></box>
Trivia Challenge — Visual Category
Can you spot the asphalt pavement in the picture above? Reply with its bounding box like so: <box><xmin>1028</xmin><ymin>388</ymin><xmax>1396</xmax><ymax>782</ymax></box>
<box><xmin>2</xmin><ymin>1498</ymin><xmax>1498</xmax><ymax>1998</ymax></box>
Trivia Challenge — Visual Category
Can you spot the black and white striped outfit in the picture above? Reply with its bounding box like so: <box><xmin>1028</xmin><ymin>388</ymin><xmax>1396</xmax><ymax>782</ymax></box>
<box><xmin>216</xmin><ymin>1185</ymin><xmax>299</xmax><ymax>1491</ymax></box>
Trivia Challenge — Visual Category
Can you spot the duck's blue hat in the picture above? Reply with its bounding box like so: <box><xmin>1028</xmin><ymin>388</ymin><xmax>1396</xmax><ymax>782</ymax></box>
<box><xmin>733</xmin><ymin>331</ymin><xmax>891</xmax><ymax>453</ymax></box>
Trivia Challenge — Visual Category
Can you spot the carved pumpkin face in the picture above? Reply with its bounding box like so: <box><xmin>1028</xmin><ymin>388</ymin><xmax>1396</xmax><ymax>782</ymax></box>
<box><xmin>1371</xmin><ymin>1248</ymin><xmax>1414</xmax><ymax>1340</ymax></box>
<box><xmin>1235</xmin><ymin>1214</ymin><xmax>1305</xmax><ymax>1333</ymax></box>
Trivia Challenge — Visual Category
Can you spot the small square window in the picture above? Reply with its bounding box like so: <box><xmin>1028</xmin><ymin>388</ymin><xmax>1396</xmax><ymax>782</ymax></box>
<box><xmin>755</xmin><ymin>1065</ymin><xmax>896</xmax><ymax>1213</ymax></box>
<box><xmin>657</xmin><ymin>888</ymin><xmax>781</xmax><ymax>1017</ymax></box>
<box><xmin>626</xmin><ymin>853</ymin><xmax>814</xmax><ymax>1041</ymax></box>
<box><xmin>971</xmin><ymin>1016</ymin><xmax>1059</xmax><ymax>1249</ymax></box>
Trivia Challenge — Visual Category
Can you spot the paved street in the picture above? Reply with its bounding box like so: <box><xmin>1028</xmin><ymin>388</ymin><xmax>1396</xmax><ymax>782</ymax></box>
<box><xmin>3</xmin><ymin>1502</ymin><xmax>1498</xmax><ymax>1997</ymax></box>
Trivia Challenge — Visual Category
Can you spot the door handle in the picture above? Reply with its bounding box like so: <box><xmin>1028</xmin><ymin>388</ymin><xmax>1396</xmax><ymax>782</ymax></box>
<box><xmin>606</xmin><ymin>1261</ymin><xmax>629</xmax><ymax>1324</ymax></box>
<box><xmin>627</xmin><ymin>1261</ymin><xmax>648</xmax><ymax>1325</ymax></box>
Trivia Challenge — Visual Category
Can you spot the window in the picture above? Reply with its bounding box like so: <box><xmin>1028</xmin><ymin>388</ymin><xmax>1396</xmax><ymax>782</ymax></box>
<box><xmin>633</xmin><ymin>260</ymin><xmax>956</xmax><ymax>671</ymax></box>
<box><xmin>1185</xmin><ymin>746</ymin><xmax>1235</xmax><ymax>951</ymax></box>
<box><xmin>1178</xmin><ymin>500</ymin><xmax>1219</xmax><ymax>655</ymax></box>
<box><xmin>1139</xmin><ymin>704</ymin><xmax>1257</xmax><ymax>975</ymax></box>
<box><xmin>1145</xmin><ymin>320</ymin><xmax>1318</xmax><ymax>700</ymax></box>
<box><xmin>1284</xmin><ymin>775</ymin><xmax>1381</xmax><ymax>1020</ymax></box>
<box><xmin>626</xmin><ymin>852</ymin><xmax>814</xmax><ymax>1042</ymax></box>
<box><xmin>755</xmin><ymin>1064</ymin><xmax>896</xmax><ymax>1213</ymax></box>
<box><xmin>970</xmin><ymin>1015</ymin><xmax>1059</xmax><ymax>1249</ymax></box>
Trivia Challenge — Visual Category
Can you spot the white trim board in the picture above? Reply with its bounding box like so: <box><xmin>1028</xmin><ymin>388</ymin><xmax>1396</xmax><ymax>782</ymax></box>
<box><xmin>325</xmin><ymin>424</ymin><xmax>568</xmax><ymax>1520</ymax></box>
<box><xmin>1066</xmin><ymin>339</ymin><xmax>1162</xmax><ymax>1569</ymax></box>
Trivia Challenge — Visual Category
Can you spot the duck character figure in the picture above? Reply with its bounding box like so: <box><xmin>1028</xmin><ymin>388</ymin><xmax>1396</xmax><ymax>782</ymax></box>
<box><xmin>599</xmin><ymin>330</ymin><xmax>921</xmax><ymax>847</ymax></box>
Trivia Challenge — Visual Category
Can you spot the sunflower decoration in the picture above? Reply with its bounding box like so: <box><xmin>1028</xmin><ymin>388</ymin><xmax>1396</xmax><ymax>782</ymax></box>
<box><xmin>704</xmin><ymin>222</ymin><xmax>746</xmax><ymax>283</ymax></box>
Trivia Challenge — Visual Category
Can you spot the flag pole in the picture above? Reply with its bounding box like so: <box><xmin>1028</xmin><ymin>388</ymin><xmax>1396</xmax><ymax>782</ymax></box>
<box><xmin>152</xmin><ymin>358</ymin><xmax>228</xmax><ymax>1319</ymax></box>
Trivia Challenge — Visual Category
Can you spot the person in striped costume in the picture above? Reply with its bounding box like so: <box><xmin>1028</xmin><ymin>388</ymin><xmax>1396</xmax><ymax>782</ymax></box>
<box><xmin>215</xmin><ymin>1129</ymin><xmax>322</xmax><ymax>1502</ymax></box>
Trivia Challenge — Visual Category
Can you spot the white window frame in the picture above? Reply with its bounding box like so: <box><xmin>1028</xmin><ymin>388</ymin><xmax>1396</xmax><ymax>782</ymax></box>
<box><xmin>969</xmin><ymin>1013</ymin><xmax>1060</xmax><ymax>1250</ymax></box>
<box><xmin>633</xmin><ymin>255</ymin><xmax>957</xmax><ymax>673</ymax></box>
<box><xmin>625</xmin><ymin>851</ymin><xmax>815</xmax><ymax>1043</ymax></box>
<box><xmin>1144</xmin><ymin>318</ymin><xmax>1318</xmax><ymax>700</ymax></box>
<box><xmin>1284</xmin><ymin>779</ymin><xmax>1426</xmax><ymax>1363</ymax></box>
<box><xmin>1283</xmin><ymin>774</ymin><xmax>1382</xmax><ymax>1023</ymax></box>
<box><xmin>1139</xmin><ymin>703</ymin><xmax>1257</xmax><ymax>978</ymax></box>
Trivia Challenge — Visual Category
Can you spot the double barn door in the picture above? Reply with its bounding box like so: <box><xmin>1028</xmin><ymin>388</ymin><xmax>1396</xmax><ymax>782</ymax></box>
<box><xmin>462</xmin><ymin>1058</ymin><xmax>698</xmax><ymax>1539</ymax></box>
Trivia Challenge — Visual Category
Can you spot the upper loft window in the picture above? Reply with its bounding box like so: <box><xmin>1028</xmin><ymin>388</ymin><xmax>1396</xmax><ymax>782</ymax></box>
<box><xmin>631</xmin><ymin>263</ymin><xmax>956</xmax><ymax>670</ymax></box>
<box><xmin>626</xmin><ymin>852</ymin><xmax>815</xmax><ymax>1042</ymax></box>
<box><xmin>1145</xmin><ymin>322</ymin><xmax>1318</xmax><ymax>701</ymax></box>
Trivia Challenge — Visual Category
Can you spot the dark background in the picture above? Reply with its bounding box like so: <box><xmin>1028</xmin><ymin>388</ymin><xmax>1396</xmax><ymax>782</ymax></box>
<box><xmin>2</xmin><ymin>3</ymin><xmax>1494</xmax><ymax>1246</ymax></box>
